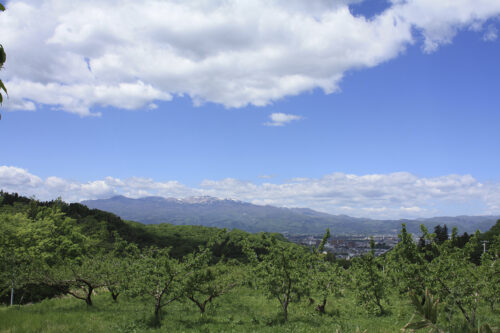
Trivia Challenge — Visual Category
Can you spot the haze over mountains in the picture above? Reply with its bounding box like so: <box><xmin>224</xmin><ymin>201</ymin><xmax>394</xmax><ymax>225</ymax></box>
<box><xmin>82</xmin><ymin>196</ymin><xmax>499</xmax><ymax>235</ymax></box>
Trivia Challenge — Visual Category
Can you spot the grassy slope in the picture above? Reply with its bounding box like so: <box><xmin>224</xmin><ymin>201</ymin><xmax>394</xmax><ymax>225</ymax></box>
<box><xmin>1</xmin><ymin>287</ymin><xmax>499</xmax><ymax>333</ymax></box>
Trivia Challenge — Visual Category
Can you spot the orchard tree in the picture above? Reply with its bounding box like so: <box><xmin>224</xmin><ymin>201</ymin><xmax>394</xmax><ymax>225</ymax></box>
<box><xmin>255</xmin><ymin>237</ymin><xmax>311</xmax><ymax>321</ymax></box>
<box><xmin>479</xmin><ymin>234</ymin><xmax>499</xmax><ymax>311</ymax></box>
<box><xmin>425</xmin><ymin>230</ymin><xmax>484</xmax><ymax>328</ymax></box>
<box><xmin>0</xmin><ymin>212</ymin><xmax>30</xmax><ymax>305</ymax></box>
<box><xmin>95</xmin><ymin>253</ymin><xmax>130</xmax><ymax>302</ymax></box>
<box><xmin>0</xmin><ymin>208</ymin><xmax>88</xmax><ymax>305</ymax></box>
<box><xmin>184</xmin><ymin>260</ymin><xmax>242</xmax><ymax>313</ymax></box>
<box><xmin>101</xmin><ymin>236</ymin><xmax>139</xmax><ymax>302</ymax></box>
<box><xmin>311</xmin><ymin>255</ymin><xmax>343</xmax><ymax>314</ymax></box>
<box><xmin>309</xmin><ymin>229</ymin><xmax>344</xmax><ymax>314</ymax></box>
<box><xmin>387</xmin><ymin>224</ymin><xmax>429</xmax><ymax>298</ymax></box>
<box><xmin>480</xmin><ymin>249</ymin><xmax>499</xmax><ymax>312</ymax></box>
<box><xmin>183</xmin><ymin>231</ymin><xmax>243</xmax><ymax>313</ymax></box>
<box><xmin>43</xmin><ymin>255</ymin><xmax>107</xmax><ymax>306</ymax></box>
<box><xmin>350</xmin><ymin>238</ymin><xmax>388</xmax><ymax>315</ymax></box>
<box><xmin>15</xmin><ymin>206</ymin><xmax>89</xmax><ymax>266</ymax></box>
<box><xmin>129</xmin><ymin>247</ymin><xmax>205</xmax><ymax>326</ymax></box>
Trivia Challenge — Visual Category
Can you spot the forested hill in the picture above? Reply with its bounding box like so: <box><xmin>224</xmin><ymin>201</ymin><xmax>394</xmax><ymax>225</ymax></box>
<box><xmin>0</xmin><ymin>191</ymin><xmax>285</xmax><ymax>259</ymax></box>
<box><xmin>83</xmin><ymin>195</ymin><xmax>499</xmax><ymax>235</ymax></box>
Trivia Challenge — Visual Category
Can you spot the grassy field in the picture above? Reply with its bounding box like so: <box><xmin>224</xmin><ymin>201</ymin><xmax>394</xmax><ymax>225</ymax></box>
<box><xmin>1</xmin><ymin>287</ymin><xmax>498</xmax><ymax>333</ymax></box>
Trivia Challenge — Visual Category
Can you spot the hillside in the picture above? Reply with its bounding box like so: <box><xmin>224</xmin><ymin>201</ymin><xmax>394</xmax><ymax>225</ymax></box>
<box><xmin>0</xmin><ymin>192</ymin><xmax>284</xmax><ymax>260</ymax></box>
<box><xmin>83</xmin><ymin>195</ymin><xmax>500</xmax><ymax>235</ymax></box>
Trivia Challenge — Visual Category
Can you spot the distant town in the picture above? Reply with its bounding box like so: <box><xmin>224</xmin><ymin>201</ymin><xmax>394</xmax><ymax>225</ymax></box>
<box><xmin>285</xmin><ymin>234</ymin><xmax>402</xmax><ymax>258</ymax></box>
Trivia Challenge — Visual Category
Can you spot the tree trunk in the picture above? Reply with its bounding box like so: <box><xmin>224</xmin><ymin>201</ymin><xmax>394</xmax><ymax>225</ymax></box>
<box><xmin>187</xmin><ymin>295</ymin><xmax>207</xmax><ymax>313</ymax></box>
<box><xmin>10</xmin><ymin>285</ymin><xmax>14</xmax><ymax>306</ymax></box>
<box><xmin>375</xmin><ymin>296</ymin><xmax>384</xmax><ymax>315</ymax></box>
<box><xmin>111</xmin><ymin>292</ymin><xmax>119</xmax><ymax>302</ymax></box>
<box><xmin>316</xmin><ymin>297</ymin><xmax>327</xmax><ymax>314</ymax></box>
<box><xmin>10</xmin><ymin>274</ymin><xmax>14</xmax><ymax>306</ymax></box>
<box><xmin>282</xmin><ymin>300</ymin><xmax>289</xmax><ymax>321</ymax></box>
<box><xmin>154</xmin><ymin>303</ymin><xmax>161</xmax><ymax>326</ymax></box>
<box><xmin>85</xmin><ymin>287</ymin><xmax>93</xmax><ymax>306</ymax></box>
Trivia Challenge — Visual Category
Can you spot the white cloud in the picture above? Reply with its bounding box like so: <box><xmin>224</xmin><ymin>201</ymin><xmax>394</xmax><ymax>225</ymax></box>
<box><xmin>483</xmin><ymin>24</ymin><xmax>498</xmax><ymax>41</ymax></box>
<box><xmin>389</xmin><ymin>0</ymin><xmax>500</xmax><ymax>52</ymax></box>
<box><xmin>1</xmin><ymin>0</ymin><xmax>499</xmax><ymax>115</ymax></box>
<box><xmin>264</xmin><ymin>113</ymin><xmax>302</xmax><ymax>126</ymax></box>
<box><xmin>1</xmin><ymin>165</ymin><xmax>500</xmax><ymax>219</ymax></box>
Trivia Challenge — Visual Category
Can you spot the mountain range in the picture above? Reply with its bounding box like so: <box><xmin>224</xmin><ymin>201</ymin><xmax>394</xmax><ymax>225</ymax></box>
<box><xmin>82</xmin><ymin>195</ymin><xmax>500</xmax><ymax>236</ymax></box>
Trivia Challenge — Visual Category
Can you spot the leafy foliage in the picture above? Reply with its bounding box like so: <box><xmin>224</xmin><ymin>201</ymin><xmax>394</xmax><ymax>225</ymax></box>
<box><xmin>403</xmin><ymin>289</ymin><xmax>443</xmax><ymax>332</ymax></box>
<box><xmin>350</xmin><ymin>238</ymin><xmax>388</xmax><ymax>315</ymax></box>
<box><xmin>128</xmin><ymin>246</ymin><xmax>208</xmax><ymax>325</ymax></box>
<box><xmin>1</xmin><ymin>192</ymin><xmax>500</xmax><ymax>331</ymax></box>
<box><xmin>254</xmin><ymin>236</ymin><xmax>311</xmax><ymax>321</ymax></box>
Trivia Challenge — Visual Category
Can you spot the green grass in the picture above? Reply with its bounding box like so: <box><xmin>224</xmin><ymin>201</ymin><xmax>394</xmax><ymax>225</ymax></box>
<box><xmin>0</xmin><ymin>287</ymin><xmax>498</xmax><ymax>333</ymax></box>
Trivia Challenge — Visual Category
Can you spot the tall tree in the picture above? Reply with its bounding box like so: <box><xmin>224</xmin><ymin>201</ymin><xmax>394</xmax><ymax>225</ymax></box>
<box><xmin>433</xmin><ymin>225</ymin><xmax>449</xmax><ymax>245</ymax></box>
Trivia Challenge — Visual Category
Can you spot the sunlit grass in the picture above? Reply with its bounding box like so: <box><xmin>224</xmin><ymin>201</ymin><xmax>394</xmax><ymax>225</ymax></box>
<box><xmin>0</xmin><ymin>287</ymin><xmax>498</xmax><ymax>332</ymax></box>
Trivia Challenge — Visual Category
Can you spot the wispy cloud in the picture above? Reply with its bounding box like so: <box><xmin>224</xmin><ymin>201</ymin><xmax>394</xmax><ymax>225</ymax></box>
<box><xmin>483</xmin><ymin>24</ymin><xmax>498</xmax><ymax>41</ymax></box>
<box><xmin>1</xmin><ymin>165</ymin><xmax>500</xmax><ymax>219</ymax></box>
<box><xmin>264</xmin><ymin>113</ymin><xmax>302</xmax><ymax>127</ymax></box>
<box><xmin>1</xmin><ymin>1</ymin><xmax>499</xmax><ymax>115</ymax></box>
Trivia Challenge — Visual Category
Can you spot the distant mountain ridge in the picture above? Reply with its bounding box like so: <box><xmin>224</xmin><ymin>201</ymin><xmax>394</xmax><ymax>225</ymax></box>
<box><xmin>82</xmin><ymin>195</ymin><xmax>500</xmax><ymax>235</ymax></box>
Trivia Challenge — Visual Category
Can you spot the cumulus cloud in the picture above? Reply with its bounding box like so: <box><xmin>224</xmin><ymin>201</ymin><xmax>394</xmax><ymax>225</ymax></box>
<box><xmin>1</xmin><ymin>0</ymin><xmax>499</xmax><ymax>115</ymax></box>
<box><xmin>264</xmin><ymin>113</ymin><xmax>302</xmax><ymax>126</ymax></box>
<box><xmin>1</xmin><ymin>165</ymin><xmax>500</xmax><ymax>219</ymax></box>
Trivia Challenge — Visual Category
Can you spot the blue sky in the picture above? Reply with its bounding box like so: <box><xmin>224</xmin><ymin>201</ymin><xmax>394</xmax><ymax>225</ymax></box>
<box><xmin>1</xmin><ymin>0</ymin><xmax>500</xmax><ymax>218</ymax></box>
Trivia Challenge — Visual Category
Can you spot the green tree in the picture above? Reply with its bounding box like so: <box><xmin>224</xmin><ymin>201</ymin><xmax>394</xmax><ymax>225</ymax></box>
<box><xmin>182</xmin><ymin>230</ymin><xmax>243</xmax><ymax>313</ymax></box>
<box><xmin>311</xmin><ymin>254</ymin><xmax>343</xmax><ymax>314</ymax></box>
<box><xmin>102</xmin><ymin>240</ymin><xmax>139</xmax><ymax>302</ymax></box>
<box><xmin>0</xmin><ymin>208</ymin><xmax>88</xmax><ymax>305</ymax></box>
<box><xmin>350</xmin><ymin>238</ymin><xmax>388</xmax><ymax>315</ymax></box>
<box><xmin>387</xmin><ymin>224</ymin><xmax>429</xmax><ymax>298</ymax></box>
<box><xmin>309</xmin><ymin>229</ymin><xmax>344</xmax><ymax>314</ymax></box>
<box><xmin>433</xmin><ymin>225</ymin><xmax>449</xmax><ymax>245</ymax></box>
<box><xmin>0</xmin><ymin>212</ymin><xmax>30</xmax><ymax>305</ymax></box>
<box><xmin>425</xmin><ymin>230</ymin><xmax>484</xmax><ymax>328</ymax></box>
<box><xmin>43</xmin><ymin>255</ymin><xmax>107</xmax><ymax>306</ymax></box>
<box><xmin>129</xmin><ymin>247</ymin><xmax>203</xmax><ymax>326</ymax></box>
<box><xmin>255</xmin><ymin>237</ymin><xmax>310</xmax><ymax>321</ymax></box>
<box><xmin>16</xmin><ymin>207</ymin><xmax>89</xmax><ymax>266</ymax></box>
<box><xmin>479</xmin><ymin>234</ymin><xmax>500</xmax><ymax>311</ymax></box>
<box><xmin>184</xmin><ymin>260</ymin><xmax>242</xmax><ymax>313</ymax></box>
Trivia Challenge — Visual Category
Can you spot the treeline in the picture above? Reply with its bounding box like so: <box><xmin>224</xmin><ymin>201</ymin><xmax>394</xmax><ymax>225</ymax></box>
<box><xmin>0</xmin><ymin>192</ymin><xmax>287</xmax><ymax>304</ymax></box>
<box><xmin>1</xmin><ymin>192</ymin><xmax>499</xmax><ymax>331</ymax></box>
